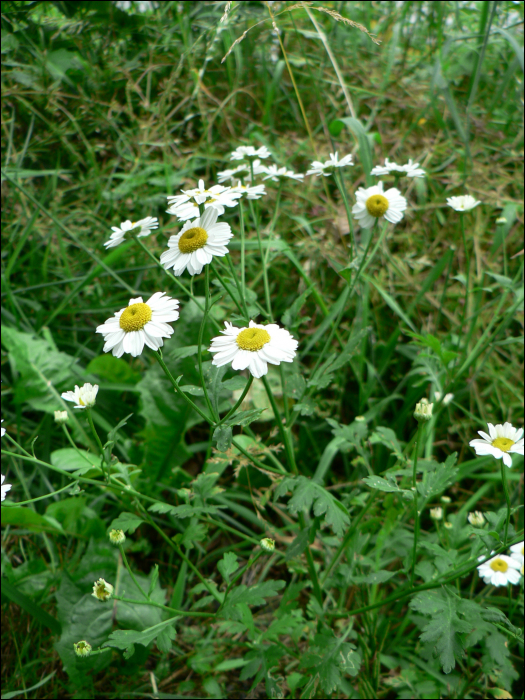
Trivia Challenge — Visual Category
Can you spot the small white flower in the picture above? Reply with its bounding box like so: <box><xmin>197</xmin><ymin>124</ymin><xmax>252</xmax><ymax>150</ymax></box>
<box><xmin>446</xmin><ymin>194</ymin><xmax>481</xmax><ymax>212</ymax></box>
<box><xmin>104</xmin><ymin>217</ymin><xmax>158</xmax><ymax>249</ymax></box>
<box><xmin>469</xmin><ymin>422</ymin><xmax>524</xmax><ymax>468</ymax></box>
<box><xmin>263</xmin><ymin>165</ymin><xmax>304</xmax><ymax>183</ymax></box>
<box><xmin>509</xmin><ymin>541</ymin><xmax>524</xmax><ymax>566</ymax></box>
<box><xmin>167</xmin><ymin>179</ymin><xmax>241</xmax><ymax>221</ymax></box>
<box><xmin>208</xmin><ymin>320</ymin><xmax>298</xmax><ymax>379</ymax></box>
<box><xmin>1</xmin><ymin>420</ymin><xmax>4</xmax><ymax>437</ymax></box>
<box><xmin>371</xmin><ymin>158</ymin><xmax>425</xmax><ymax>178</ymax></box>
<box><xmin>477</xmin><ymin>552</ymin><xmax>521</xmax><ymax>586</ymax></box>
<box><xmin>92</xmin><ymin>578</ymin><xmax>114</xmax><ymax>601</ymax></box>
<box><xmin>352</xmin><ymin>182</ymin><xmax>407</xmax><ymax>229</ymax></box>
<box><xmin>468</xmin><ymin>511</ymin><xmax>485</xmax><ymax>526</ymax></box>
<box><xmin>306</xmin><ymin>151</ymin><xmax>354</xmax><ymax>177</ymax></box>
<box><xmin>217</xmin><ymin>159</ymin><xmax>267</xmax><ymax>183</ymax></box>
<box><xmin>1</xmin><ymin>474</ymin><xmax>12</xmax><ymax>501</ymax></box>
<box><xmin>231</xmin><ymin>182</ymin><xmax>266</xmax><ymax>200</ymax></box>
<box><xmin>61</xmin><ymin>383</ymin><xmax>99</xmax><ymax>410</ymax></box>
<box><xmin>230</xmin><ymin>146</ymin><xmax>271</xmax><ymax>161</ymax></box>
<box><xmin>161</xmin><ymin>207</ymin><xmax>233</xmax><ymax>276</ymax></box>
<box><xmin>430</xmin><ymin>507</ymin><xmax>443</xmax><ymax>520</ymax></box>
<box><xmin>435</xmin><ymin>391</ymin><xmax>454</xmax><ymax>405</ymax></box>
<box><xmin>54</xmin><ymin>410</ymin><xmax>69</xmax><ymax>424</ymax></box>
<box><xmin>96</xmin><ymin>293</ymin><xmax>179</xmax><ymax>358</ymax></box>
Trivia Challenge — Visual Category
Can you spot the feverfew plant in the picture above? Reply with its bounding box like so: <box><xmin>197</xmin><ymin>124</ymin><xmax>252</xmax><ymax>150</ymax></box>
<box><xmin>1</xmin><ymin>5</ymin><xmax>523</xmax><ymax>699</ymax></box>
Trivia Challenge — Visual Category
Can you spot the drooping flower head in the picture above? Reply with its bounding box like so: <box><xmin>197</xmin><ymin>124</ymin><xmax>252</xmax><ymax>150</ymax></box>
<box><xmin>352</xmin><ymin>182</ymin><xmax>407</xmax><ymax>229</ymax></box>
<box><xmin>306</xmin><ymin>152</ymin><xmax>354</xmax><ymax>177</ymax></box>
<box><xmin>161</xmin><ymin>207</ymin><xmax>233</xmax><ymax>276</ymax></box>
<box><xmin>230</xmin><ymin>145</ymin><xmax>272</xmax><ymax>161</ymax></box>
<box><xmin>263</xmin><ymin>165</ymin><xmax>304</xmax><ymax>183</ymax></box>
<box><xmin>208</xmin><ymin>320</ymin><xmax>298</xmax><ymax>379</ymax></box>
<box><xmin>477</xmin><ymin>552</ymin><xmax>521</xmax><ymax>586</ymax></box>
<box><xmin>446</xmin><ymin>194</ymin><xmax>481</xmax><ymax>212</ymax></box>
<box><xmin>1</xmin><ymin>474</ymin><xmax>12</xmax><ymax>502</ymax></box>
<box><xmin>61</xmin><ymin>383</ymin><xmax>99</xmax><ymax>410</ymax></box>
<box><xmin>104</xmin><ymin>217</ymin><xmax>158</xmax><ymax>249</ymax></box>
<box><xmin>96</xmin><ymin>293</ymin><xmax>179</xmax><ymax>358</ymax></box>
<box><xmin>469</xmin><ymin>422</ymin><xmax>524</xmax><ymax>468</ymax></box>
<box><xmin>371</xmin><ymin>158</ymin><xmax>425</xmax><ymax>178</ymax></box>
<box><xmin>167</xmin><ymin>179</ymin><xmax>241</xmax><ymax>221</ymax></box>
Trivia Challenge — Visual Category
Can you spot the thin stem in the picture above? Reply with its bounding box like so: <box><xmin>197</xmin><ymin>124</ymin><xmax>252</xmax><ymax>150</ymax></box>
<box><xmin>239</xmin><ymin>197</ymin><xmax>247</xmax><ymax>312</ymax></box>
<box><xmin>458</xmin><ymin>213</ymin><xmax>471</xmax><ymax>358</ymax></box>
<box><xmin>248</xmin><ymin>164</ymin><xmax>272</xmax><ymax>321</ymax></box>
<box><xmin>197</xmin><ymin>266</ymin><xmax>217</xmax><ymax>421</ymax></box>
<box><xmin>261</xmin><ymin>375</ymin><xmax>296</xmax><ymax>474</ymax></box>
<box><xmin>118</xmin><ymin>545</ymin><xmax>150</xmax><ymax>602</ymax></box>
<box><xmin>219</xmin><ymin>375</ymin><xmax>254</xmax><ymax>425</ymax></box>
<box><xmin>86</xmin><ymin>409</ymin><xmax>108</xmax><ymax>482</ymax></box>
<box><xmin>153</xmin><ymin>350</ymin><xmax>214</xmax><ymax>426</ymax></box>
<box><xmin>410</xmin><ymin>421</ymin><xmax>424</xmax><ymax>587</ymax></box>
<box><xmin>501</xmin><ymin>462</ymin><xmax>511</xmax><ymax>546</ymax></box>
<box><xmin>334</xmin><ymin>171</ymin><xmax>356</xmax><ymax>258</ymax></box>
<box><xmin>225</xmin><ymin>253</ymin><xmax>249</xmax><ymax>318</ymax></box>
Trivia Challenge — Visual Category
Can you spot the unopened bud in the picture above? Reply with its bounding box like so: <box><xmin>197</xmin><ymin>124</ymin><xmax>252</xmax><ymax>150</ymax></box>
<box><xmin>260</xmin><ymin>537</ymin><xmax>275</xmax><ymax>553</ymax></box>
<box><xmin>468</xmin><ymin>511</ymin><xmax>484</xmax><ymax>527</ymax></box>
<box><xmin>92</xmin><ymin>578</ymin><xmax>114</xmax><ymax>601</ymax></box>
<box><xmin>54</xmin><ymin>410</ymin><xmax>69</xmax><ymax>425</ymax></box>
<box><xmin>414</xmin><ymin>402</ymin><xmax>433</xmax><ymax>422</ymax></box>
<box><xmin>109</xmin><ymin>529</ymin><xmax>126</xmax><ymax>545</ymax></box>
<box><xmin>430</xmin><ymin>507</ymin><xmax>443</xmax><ymax>520</ymax></box>
<box><xmin>74</xmin><ymin>640</ymin><xmax>92</xmax><ymax>657</ymax></box>
<box><xmin>444</xmin><ymin>521</ymin><xmax>453</xmax><ymax>529</ymax></box>
<box><xmin>441</xmin><ymin>496</ymin><xmax>451</xmax><ymax>504</ymax></box>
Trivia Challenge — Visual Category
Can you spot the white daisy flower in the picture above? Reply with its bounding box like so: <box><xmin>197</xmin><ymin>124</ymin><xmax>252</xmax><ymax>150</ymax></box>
<box><xmin>167</xmin><ymin>179</ymin><xmax>241</xmax><ymax>221</ymax></box>
<box><xmin>96</xmin><ymin>293</ymin><xmax>179</xmax><ymax>358</ymax></box>
<box><xmin>1</xmin><ymin>474</ymin><xmax>12</xmax><ymax>501</ymax></box>
<box><xmin>61</xmin><ymin>383</ymin><xmax>99</xmax><ymax>410</ymax></box>
<box><xmin>509</xmin><ymin>541</ymin><xmax>524</xmax><ymax>566</ymax></box>
<box><xmin>306</xmin><ymin>151</ymin><xmax>354</xmax><ymax>177</ymax></box>
<box><xmin>371</xmin><ymin>158</ymin><xmax>425</xmax><ymax>178</ymax></box>
<box><xmin>230</xmin><ymin>146</ymin><xmax>271</xmax><ymax>161</ymax></box>
<box><xmin>160</xmin><ymin>207</ymin><xmax>233</xmax><ymax>276</ymax></box>
<box><xmin>217</xmin><ymin>160</ymin><xmax>267</xmax><ymax>183</ymax></box>
<box><xmin>104</xmin><ymin>216</ymin><xmax>158</xmax><ymax>249</ymax></box>
<box><xmin>477</xmin><ymin>552</ymin><xmax>521</xmax><ymax>586</ymax></box>
<box><xmin>352</xmin><ymin>182</ymin><xmax>407</xmax><ymax>229</ymax></box>
<box><xmin>208</xmin><ymin>320</ymin><xmax>298</xmax><ymax>379</ymax></box>
<box><xmin>263</xmin><ymin>165</ymin><xmax>304</xmax><ymax>183</ymax></box>
<box><xmin>469</xmin><ymin>422</ymin><xmax>524</xmax><ymax>468</ymax></box>
<box><xmin>446</xmin><ymin>194</ymin><xmax>481</xmax><ymax>212</ymax></box>
<box><xmin>231</xmin><ymin>182</ymin><xmax>266</xmax><ymax>200</ymax></box>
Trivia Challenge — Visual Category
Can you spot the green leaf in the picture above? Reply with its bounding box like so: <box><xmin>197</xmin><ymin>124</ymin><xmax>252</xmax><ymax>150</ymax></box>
<box><xmin>302</xmin><ymin>630</ymin><xmax>361</xmax><ymax>695</ymax></box>
<box><xmin>110</xmin><ymin>511</ymin><xmax>144</xmax><ymax>534</ymax></box>
<box><xmin>223</xmin><ymin>408</ymin><xmax>266</xmax><ymax>427</ymax></box>
<box><xmin>369</xmin><ymin>426</ymin><xmax>405</xmax><ymax>461</ymax></box>
<box><xmin>275</xmin><ymin>476</ymin><xmax>350</xmax><ymax>536</ymax></box>
<box><xmin>170</xmin><ymin>344</ymin><xmax>207</xmax><ymax>360</ymax></box>
<box><xmin>221</xmin><ymin>580</ymin><xmax>286</xmax><ymax>615</ymax></box>
<box><xmin>349</xmin><ymin>570</ymin><xmax>397</xmax><ymax>585</ymax></box>
<box><xmin>308</xmin><ymin>328</ymin><xmax>369</xmax><ymax>390</ymax></box>
<box><xmin>86</xmin><ymin>354</ymin><xmax>140</xmax><ymax>384</ymax></box>
<box><xmin>362</xmin><ymin>475</ymin><xmax>413</xmax><ymax>500</ymax></box>
<box><xmin>1</xmin><ymin>578</ymin><xmax>61</xmax><ymax>635</ymax></box>
<box><xmin>1</xmin><ymin>506</ymin><xmax>65</xmax><ymax>534</ymax></box>
<box><xmin>103</xmin><ymin>617</ymin><xmax>178</xmax><ymax>651</ymax></box>
<box><xmin>281</xmin><ymin>288</ymin><xmax>311</xmax><ymax>329</ymax></box>
<box><xmin>218</xmin><ymin>552</ymin><xmax>239</xmax><ymax>583</ymax></box>
<box><xmin>213</xmin><ymin>425</ymin><xmax>232</xmax><ymax>452</ymax></box>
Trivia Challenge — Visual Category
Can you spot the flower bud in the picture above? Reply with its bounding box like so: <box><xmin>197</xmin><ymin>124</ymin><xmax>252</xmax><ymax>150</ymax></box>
<box><xmin>442</xmin><ymin>393</ymin><xmax>454</xmax><ymax>406</ymax></box>
<box><xmin>109</xmin><ymin>529</ymin><xmax>126</xmax><ymax>545</ymax></box>
<box><xmin>440</xmin><ymin>496</ymin><xmax>451</xmax><ymax>503</ymax></box>
<box><xmin>92</xmin><ymin>578</ymin><xmax>114</xmax><ymax>601</ymax></box>
<box><xmin>260</xmin><ymin>537</ymin><xmax>275</xmax><ymax>553</ymax></box>
<box><xmin>430</xmin><ymin>507</ymin><xmax>443</xmax><ymax>520</ymax></box>
<box><xmin>74</xmin><ymin>640</ymin><xmax>92</xmax><ymax>658</ymax></box>
<box><xmin>54</xmin><ymin>410</ymin><xmax>69</xmax><ymax>425</ymax></box>
<box><xmin>468</xmin><ymin>511</ymin><xmax>485</xmax><ymax>527</ymax></box>
<box><xmin>444</xmin><ymin>521</ymin><xmax>453</xmax><ymax>529</ymax></box>
<box><xmin>414</xmin><ymin>401</ymin><xmax>433</xmax><ymax>422</ymax></box>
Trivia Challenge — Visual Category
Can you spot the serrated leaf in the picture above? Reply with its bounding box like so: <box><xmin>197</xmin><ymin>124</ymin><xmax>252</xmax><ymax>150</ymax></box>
<box><xmin>362</xmin><ymin>474</ymin><xmax>413</xmax><ymax>500</ymax></box>
<box><xmin>349</xmin><ymin>570</ymin><xmax>397</xmax><ymax>585</ymax></box>
<box><xmin>223</xmin><ymin>408</ymin><xmax>266</xmax><ymax>427</ymax></box>
<box><xmin>218</xmin><ymin>552</ymin><xmax>239</xmax><ymax>583</ymax></box>
<box><xmin>103</xmin><ymin>617</ymin><xmax>178</xmax><ymax>651</ymax></box>
<box><xmin>275</xmin><ymin>476</ymin><xmax>350</xmax><ymax>536</ymax></box>
<box><xmin>221</xmin><ymin>580</ymin><xmax>285</xmax><ymax>615</ymax></box>
<box><xmin>213</xmin><ymin>425</ymin><xmax>232</xmax><ymax>452</ymax></box>
<box><xmin>369</xmin><ymin>427</ymin><xmax>405</xmax><ymax>461</ymax></box>
<box><xmin>109</xmin><ymin>511</ymin><xmax>144</xmax><ymax>534</ymax></box>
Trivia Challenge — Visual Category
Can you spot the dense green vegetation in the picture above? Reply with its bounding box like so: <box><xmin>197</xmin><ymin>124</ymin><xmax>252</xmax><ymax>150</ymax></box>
<box><xmin>1</xmin><ymin>1</ymin><xmax>523</xmax><ymax>698</ymax></box>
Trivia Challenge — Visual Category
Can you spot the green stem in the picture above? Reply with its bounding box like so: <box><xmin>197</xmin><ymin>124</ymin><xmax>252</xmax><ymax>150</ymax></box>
<box><xmin>197</xmin><ymin>266</ymin><xmax>217</xmax><ymax>421</ymax></box>
<box><xmin>118</xmin><ymin>544</ymin><xmax>150</xmax><ymax>602</ymax></box>
<box><xmin>248</xmin><ymin>165</ymin><xmax>272</xmax><ymax>320</ymax></box>
<box><xmin>153</xmin><ymin>350</ymin><xmax>214</xmax><ymax>426</ymax></box>
<box><xmin>458</xmin><ymin>213</ymin><xmax>471</xmax><ymax>360</ymax></box>
<box><xmin>225</xmin><ymin>253</ymin><xmax>249</xmax><ymax>319</ymax></box>
<box><xmin>239</xmin><ymin>197</ymin><xmax>247</xmax><ymax>313</ymax></box>
<box><xmin>86</xmin><ymin>409</ymin><xmax>108</xmax><ymax>482</ymax></box>
<box><xmin>112</xmin><ymin>596</ymin><xmax>213</xmax><ymax>618</ymax></box>
<box><xmin>410</xmin><ymin>421</ymin><xmax>424</xmax><ymax>587</ymax></box>
<box><xmin>261</xmin><ymin>375</ymin><xmax>296</xmax><ymax>474</ymax></box>
<box><xmin>219</xmin><ymin>375</ymin><xmax>254</xmax><ymax>425</ymax></box>
<box><xmin>501</xmin><ymin>462</ymin><xmax>511</xmax><ymax>546</ymax></box>
<box><xmin>334</xmin><ymin>170</ymin><xmax>356</xmax><ymax>259</ymax></box>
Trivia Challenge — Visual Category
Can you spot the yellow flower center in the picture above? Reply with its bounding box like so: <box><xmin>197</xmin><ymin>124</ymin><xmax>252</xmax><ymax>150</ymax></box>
<box><xmin>492</xmin><ymin>437</ymin><xmax>514</xmax><ymax>452</ymax></box>
<box><xmin>178</xmin><ymin>226</ymin><xmax>208</xmax><ymax>253</ymax></box>
<box><xmin>236</xmin><ymin>327</ymin><xmax>271</xmax><ymax>352</ymax></box>
<box><xmin>490</xmin><ymin>558</ymin><xmax>508</xmax><ymax>573</ymax></box>
<box><xmin>119</xmin><ymin>302</ymin><xmax>152</xmax><ymax>332</ymax></box>
<box><xmin>366</xmin><ymin>193</ymin><xmax>389</xmax><ymax>217</ymax></box>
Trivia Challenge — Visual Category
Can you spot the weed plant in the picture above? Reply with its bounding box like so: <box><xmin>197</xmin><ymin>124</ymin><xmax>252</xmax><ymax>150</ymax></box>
<box><xmin>1</xmin><ymin>1</ymin><xmax>524</xmax><ymax>698</ymax></box>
